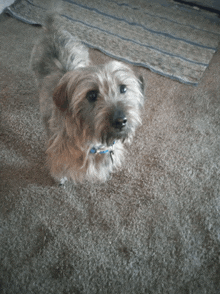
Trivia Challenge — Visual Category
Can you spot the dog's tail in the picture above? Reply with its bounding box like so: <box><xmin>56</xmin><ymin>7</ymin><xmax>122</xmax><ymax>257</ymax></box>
<box><xmin>30</xmin><ymin>6</ymin><xmax>89</xmax><ymax>86</ymax></box>
<box><xmin>44</xmin><ymin>14</ymin><xmax>55</xmax><ymax>31</ymax></box>
<box><xmin>44</xmin><ymin>12</ymin><xmax>59</xmax><ymax>33</ymax></box>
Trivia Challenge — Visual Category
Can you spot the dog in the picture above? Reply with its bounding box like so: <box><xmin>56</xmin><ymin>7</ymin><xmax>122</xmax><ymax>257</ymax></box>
<box><xmin>31</xmin><ymin>14</ymin><xmax>145</xmax><ymax>184</ymax></box>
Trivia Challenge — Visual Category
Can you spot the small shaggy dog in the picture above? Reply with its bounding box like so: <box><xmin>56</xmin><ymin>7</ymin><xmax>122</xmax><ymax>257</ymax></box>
<box><xmin>31</xmin><ymin>15</ymin><xmax>145</xmax><ymax>184</ymax></box>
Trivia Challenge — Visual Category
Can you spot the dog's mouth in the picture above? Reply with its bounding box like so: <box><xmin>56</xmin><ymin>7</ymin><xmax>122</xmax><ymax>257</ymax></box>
<box><xmin>101</xmin><ymin>127</ymin><xmax>130</xmax><ymax>146</ymax></box>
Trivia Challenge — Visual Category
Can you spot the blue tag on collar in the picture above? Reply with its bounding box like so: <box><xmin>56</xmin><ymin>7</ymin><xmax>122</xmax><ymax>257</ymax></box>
<box><xmin>90</xmin><ymin>141</ymin><xmax>115</xmax><ymax>154</ymax></box>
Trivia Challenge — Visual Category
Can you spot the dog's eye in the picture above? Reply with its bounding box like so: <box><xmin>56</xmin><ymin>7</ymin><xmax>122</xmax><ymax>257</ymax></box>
<box><xmin>120</xmin><ymin>85</ymin><xmax>127</xmax><ymax>94</ymax></box>
<box><xmin>86</xmin><ymin>90</ymin><xmax>98</xmax><ymax>102</ymax></box>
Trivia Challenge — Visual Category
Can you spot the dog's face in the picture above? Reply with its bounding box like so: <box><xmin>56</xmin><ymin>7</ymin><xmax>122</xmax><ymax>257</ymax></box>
<box><xmin>53</xmin><ymin>61</ymin><xmax>144</xmax><ymax>145</ymax></box>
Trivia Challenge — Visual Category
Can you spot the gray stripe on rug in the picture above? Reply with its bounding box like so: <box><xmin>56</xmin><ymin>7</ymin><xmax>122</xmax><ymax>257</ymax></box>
<box><xmin>4</xmin><ymin>0</ymin><xmax>220</xmax><ymax>85</ymax></box>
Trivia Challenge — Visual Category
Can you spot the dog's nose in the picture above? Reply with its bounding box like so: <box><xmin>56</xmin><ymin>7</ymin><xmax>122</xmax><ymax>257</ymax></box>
<box><xmin>112</xmin><ymin>110</ymin><xmax>127</xmax><ymax>129</ymax></box>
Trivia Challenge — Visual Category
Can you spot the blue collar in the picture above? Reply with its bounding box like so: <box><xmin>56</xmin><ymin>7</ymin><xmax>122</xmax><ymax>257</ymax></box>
<box><xmin>90</xmin><ymin>141</ymin><xmax>115</xmax><ymax>154</ymax></box>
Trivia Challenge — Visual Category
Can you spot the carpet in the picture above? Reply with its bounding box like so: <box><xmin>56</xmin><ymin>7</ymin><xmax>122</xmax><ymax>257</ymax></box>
<box><xmin>1</xmin><ymin>10</ymin><xmax>220</xmax><ymax>293</ymax></box>
<box><xmin>4</xmin><ymin>0</ymin><xmax>220</xmax><ymax>85</ymax></box>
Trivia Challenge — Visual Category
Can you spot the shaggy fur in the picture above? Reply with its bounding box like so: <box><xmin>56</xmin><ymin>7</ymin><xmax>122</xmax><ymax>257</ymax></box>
<box><xmin>31</xmin><ymin>15</ymin><xmax>144</xmax><ymax>183</ymax></box>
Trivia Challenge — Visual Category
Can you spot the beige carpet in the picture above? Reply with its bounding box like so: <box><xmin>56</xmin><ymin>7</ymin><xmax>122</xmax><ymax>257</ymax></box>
<box><xmin>1</xmin><ymin>10</ymin><xmax>220</xmax><ymax>293</ymax></box>
<box><xmin>4</xmin><ymin>0</ymin><xmax>220</xmax><ymax>85</ymax></box>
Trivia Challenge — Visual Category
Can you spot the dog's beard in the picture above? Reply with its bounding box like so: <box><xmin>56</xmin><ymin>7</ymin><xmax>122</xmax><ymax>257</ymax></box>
<box><xmin>99</xmin><ymin>126</ymin><xmax>131</xmax><ymax>146</ymax></box>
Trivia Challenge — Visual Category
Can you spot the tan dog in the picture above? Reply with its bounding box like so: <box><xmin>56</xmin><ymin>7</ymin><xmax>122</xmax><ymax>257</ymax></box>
<box><xmin>31</xmin><ymin>15</ymin><xmax>145</xmax><ymax>184</ymax></box>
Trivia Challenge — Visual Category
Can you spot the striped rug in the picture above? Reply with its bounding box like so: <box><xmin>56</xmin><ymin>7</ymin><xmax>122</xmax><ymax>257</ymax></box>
<box><xmin>4</xmin><ymin>0</ymin><xmax>220</xmax><ymax>85</ymax></box>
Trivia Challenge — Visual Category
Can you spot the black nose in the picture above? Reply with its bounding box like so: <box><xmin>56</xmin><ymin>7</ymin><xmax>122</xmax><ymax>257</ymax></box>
<box><xmin>112</xmin><ymin>110</ymin><xmax>127</xmax><ymax>129</ymax></box>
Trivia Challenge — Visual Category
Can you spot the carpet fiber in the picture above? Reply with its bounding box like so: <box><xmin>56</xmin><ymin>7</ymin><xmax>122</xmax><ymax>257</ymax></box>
<box><xmin>1</xmin><ymin>10</ymin><xmax>220</xmax><ymax>293</ymax></box>
<box><xmin>4</xmin><ymin>0</ymin><xmax>220</xmax><ymax>85</ymax></box>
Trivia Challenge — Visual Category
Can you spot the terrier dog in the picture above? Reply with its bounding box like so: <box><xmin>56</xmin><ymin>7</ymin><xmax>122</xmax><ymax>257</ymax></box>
<box><xmin>31</xmin><ymin>15</ymin><xmax>145</xmax><ymax>184</ymax></box>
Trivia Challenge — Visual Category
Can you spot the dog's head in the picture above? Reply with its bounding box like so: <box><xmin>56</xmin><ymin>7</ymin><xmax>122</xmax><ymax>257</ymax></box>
<box><xmin>53</xmin><ymin>61</ymin><xmax>145</xmax><ymax>145</ymax></box>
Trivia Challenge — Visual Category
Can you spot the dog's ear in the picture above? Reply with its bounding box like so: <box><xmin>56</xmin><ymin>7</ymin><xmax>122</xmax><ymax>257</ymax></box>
<box><xmin>53</xmin><ymin>79</ymin><xmax>69</xmax><ymax>111</ymax></box>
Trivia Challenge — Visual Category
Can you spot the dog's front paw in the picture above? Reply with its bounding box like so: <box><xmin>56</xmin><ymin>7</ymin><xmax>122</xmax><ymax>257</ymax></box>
<box><xmin>59</xmin><ymin>177</ymin><xmax>68</xmax><ymax>187</ymax></box>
